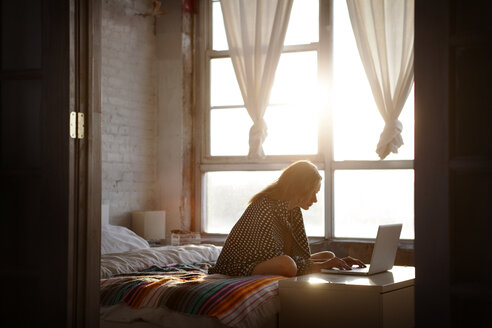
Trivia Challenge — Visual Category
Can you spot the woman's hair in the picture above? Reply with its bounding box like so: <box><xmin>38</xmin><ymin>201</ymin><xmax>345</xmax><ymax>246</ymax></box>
<box><xmin>249</xmin><ymin>160</ymin><xmax>322</xmax><ymax>205</ymax></box>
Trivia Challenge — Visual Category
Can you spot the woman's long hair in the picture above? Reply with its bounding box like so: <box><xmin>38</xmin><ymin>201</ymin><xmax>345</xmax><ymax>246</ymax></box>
<box><xmin>249</xmin><ymin>160</ymin><xmax>322</xmax><ymax>205</ymax></box>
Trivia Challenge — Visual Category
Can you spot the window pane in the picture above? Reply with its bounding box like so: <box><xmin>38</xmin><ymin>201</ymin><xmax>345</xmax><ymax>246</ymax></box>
<box><xmin>270</xmin><ymin>51</ymin><xmax>318</xmax><ymax>105</ymax></box>
<box><xmin>213</xmin><ymin>0</ymin><xmax>319</xmax><ymax>49</ymax></box>
<box><xmin>284</xmin><ymin>0</ymin><xmax>319</xmax><ymax>46</ymax></box>
<box><xmin>263</xmin><ymin>105</ymin><xmax>318</xmax><ymax>155</ymax></box>
<box><xmin>332</xmin><ymin>0</ymin><xmax>414</xmax><ymax>160</ymax></box>
<box><xmin>211</xmin><ymin>58</ymin><xmax>243</xmax><ymax>107</ymax></box>
<box><xmin>211</xmin><ymin>105</ymin><xmax>319</xmax><ymax>156</ymax></box>
<box><xmin>302</xmin><ymin>169</ymin><xmax>325</xmax><ymax>237</ymax></box>
<box><xmin>266</xmin><ymin>51</ymin><xmax>319</xmax><ymax>156</ymax></box>
<box><xmin>212</xmin><ymin>1</ymin><xmax>228</xmax><ymax>51</ymax></box>
<box><xmin>211</xmin><ymin>51</ymin><xmax>319</xmax><ymax>157</ymax></box>
<box><xmin>205</xmin><ymin>170</ymin><xmax>324</xmax><ymax>236</ymax></box>
<box><xmin>334</xmin><ymin>169</ymin><xmax>414</xmax><ymax>239</ymax></box>
<box><xmin>210</xmin><ymin>107</ymin><xmax>251</xmax><ymax>156</ymax></box>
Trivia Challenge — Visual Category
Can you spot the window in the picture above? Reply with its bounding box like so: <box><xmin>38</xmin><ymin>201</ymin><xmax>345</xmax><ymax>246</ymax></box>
<box><xmin>197</xmin><ymin>0</ymin><xmax>414</xmax><ymax>240</ymax></box>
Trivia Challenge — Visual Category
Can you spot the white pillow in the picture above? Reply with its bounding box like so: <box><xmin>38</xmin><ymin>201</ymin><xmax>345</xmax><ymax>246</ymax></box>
<box><xmin>101</xmin><ymin>224</ymin><xmax>150</xmax><ymax>254</ymax></box>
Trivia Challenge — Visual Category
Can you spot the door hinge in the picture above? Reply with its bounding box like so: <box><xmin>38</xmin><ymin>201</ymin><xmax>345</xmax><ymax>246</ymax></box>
<box><xmin>70</xmin><ymin>112</ymin><xmax>85</xmax><ymax>139</ymax></box>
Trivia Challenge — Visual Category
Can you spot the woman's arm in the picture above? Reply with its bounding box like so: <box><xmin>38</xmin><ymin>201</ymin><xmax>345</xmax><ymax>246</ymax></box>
<box><xmin>310</xmin><ymin>251</ymin><xmax>335</xmax><ymax>261</ymax></box>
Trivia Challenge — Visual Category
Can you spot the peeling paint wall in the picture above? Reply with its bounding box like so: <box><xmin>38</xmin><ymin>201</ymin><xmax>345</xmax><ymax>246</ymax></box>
<box><xmin>101</xmin><ymin>0</ymin><xmax>158</xmax><ymax>227</ymax></box>
<box><xmin>101</xmin><ymin>0</ymin><xmax>195</xmax><ymax>235</ymax></box>
<box><xmin>180</xmin><ymin>9</ymin><xmax>195</xmax><ymax>232</ymax></box>
<box><xmin>156</xmin><ymin>1</ymin><xmax>194</xmax><ymax>237</ymax></box>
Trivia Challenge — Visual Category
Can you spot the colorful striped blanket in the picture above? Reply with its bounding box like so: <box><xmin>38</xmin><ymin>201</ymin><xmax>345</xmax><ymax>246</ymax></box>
<box><xmin>100</xmin><ymin>264</ymin><xmax>285</xmax><ymax>327</ymax></box>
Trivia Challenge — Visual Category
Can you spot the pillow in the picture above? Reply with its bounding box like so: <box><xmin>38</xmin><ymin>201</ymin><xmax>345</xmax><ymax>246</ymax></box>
<box><xmin>101</xmin><ymin>224</ymin><xmax>150</xmax><ymax>254</ymax></box>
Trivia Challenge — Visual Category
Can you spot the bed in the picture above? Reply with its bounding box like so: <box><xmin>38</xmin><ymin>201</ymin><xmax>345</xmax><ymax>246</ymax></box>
<box><xmin>100</xmin><ymin>223</ymin><xmax>284</xmax><ymax>328</ymax></box>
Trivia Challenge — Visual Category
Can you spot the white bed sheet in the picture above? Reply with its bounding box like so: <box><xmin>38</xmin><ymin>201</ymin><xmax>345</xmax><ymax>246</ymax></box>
<box><xmin>100</xmin><ymin>244</ymin><xmax>222</xmax><ymax>278</ymax></box>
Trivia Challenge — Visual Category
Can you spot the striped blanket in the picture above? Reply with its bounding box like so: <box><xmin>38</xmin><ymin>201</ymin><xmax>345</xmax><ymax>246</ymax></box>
<box><xmin>100</xmin><ymin>265</ymin><xmax>285</xmax><ymax>327</ymax></box>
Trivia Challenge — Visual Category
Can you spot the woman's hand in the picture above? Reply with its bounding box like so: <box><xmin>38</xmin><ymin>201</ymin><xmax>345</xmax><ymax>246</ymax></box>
<box><xmin>310</xmin><ymin>257</ymin><xmax>352</xmax><ymax>272</ymax></box>
<box><xmin>341</xmin><ymin>256</ymin><xmax>366</xmax><ymax>268</ymax></box>
<box><xmin>323</xmin><ymin>257</ymin><xmax>353</xmax><ymax>270</ymax></box>
<box><xmin>309</xmin><ymin>256</ymin><xmax>366</xmax><ymax>273</ymax></box>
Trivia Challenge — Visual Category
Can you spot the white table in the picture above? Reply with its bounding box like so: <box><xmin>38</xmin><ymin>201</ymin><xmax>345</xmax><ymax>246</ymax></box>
<box><xmin>279</xmin><ymin>266</ymin><xmax>415</xmax><ymax>328</ymax></box>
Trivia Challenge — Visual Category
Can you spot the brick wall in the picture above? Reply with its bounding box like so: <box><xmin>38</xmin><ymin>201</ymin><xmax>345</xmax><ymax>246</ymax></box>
<box><xmin>101</xmin><ymin>0</ymin><xmax>158</xmax><ymax>227</ymax></box>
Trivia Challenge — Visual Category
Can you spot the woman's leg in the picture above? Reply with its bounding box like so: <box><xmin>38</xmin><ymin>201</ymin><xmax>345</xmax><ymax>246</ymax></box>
<box><xmin>311</xmin><ymin>251</ymin><xmax>335</xmax><ymax>261</ymax></box>
<box><xmin>251</xmin><ymin>255</ymin><xmax>297</xmax><ymax>277</ymax></box>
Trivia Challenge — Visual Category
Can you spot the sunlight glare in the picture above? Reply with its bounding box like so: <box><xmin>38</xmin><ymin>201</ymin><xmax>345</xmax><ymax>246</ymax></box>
<box><xmin>332</xmin><ymin>0</ymin><xmax>414</xmax><ymax>161</ymax></box>
<box><xmin>307</xmin><ymin>277</ymin><xmax>329</xmax><ymax>284</ymax></box>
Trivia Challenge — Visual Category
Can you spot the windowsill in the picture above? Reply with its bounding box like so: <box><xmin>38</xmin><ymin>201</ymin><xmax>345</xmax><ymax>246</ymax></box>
<box><xmin>200</xmin><ymin>234</ymin><xmax>227</xmax><ymax>246</ymax></box>
<box><xmin>315</xmin><ymin>237</ymin><xmax>415</xmax><ymax>250</ymax></box>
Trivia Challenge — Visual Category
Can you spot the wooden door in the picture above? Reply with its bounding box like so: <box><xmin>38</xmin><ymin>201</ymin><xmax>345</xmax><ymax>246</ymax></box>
<box><xmin>0</xmin><ymin>0</ymin><xmax>101</xmax><ymax>326</ymax></box>
<box><xmin>415</xmin><ymin>0</ymin><xmax>492</xmax><ymax>325</ymax></box>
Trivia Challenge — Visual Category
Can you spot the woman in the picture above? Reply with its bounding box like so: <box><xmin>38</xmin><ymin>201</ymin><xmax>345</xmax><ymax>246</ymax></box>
<box><xmin>209</xmin><ymin>160</ymin><xmax>365</xmax><ymax>277</ymax></box>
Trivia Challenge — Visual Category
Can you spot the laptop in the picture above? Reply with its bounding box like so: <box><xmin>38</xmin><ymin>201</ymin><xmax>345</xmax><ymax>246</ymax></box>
<box><xmin>321</xmin><ymin>223</ymin><xmax>402</xmax><ymax>276</ymax></box>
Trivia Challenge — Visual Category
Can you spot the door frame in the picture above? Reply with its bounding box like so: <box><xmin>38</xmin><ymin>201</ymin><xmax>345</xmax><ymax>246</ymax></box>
<box><xmin>68</xmin><ymin>0</ymin><xmax>101</xmax><ymax>326</ymax></box>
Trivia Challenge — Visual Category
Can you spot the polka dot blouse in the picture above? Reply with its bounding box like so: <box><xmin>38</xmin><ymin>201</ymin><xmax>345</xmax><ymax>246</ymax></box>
<box><xmin>209</xmin><ymin>195</ymin><xmax>312</xmax><ymax>276</ymax></box>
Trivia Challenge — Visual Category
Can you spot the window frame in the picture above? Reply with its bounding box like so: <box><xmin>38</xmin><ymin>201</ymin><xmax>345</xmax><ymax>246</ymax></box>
<box><xmin>195</xmin><ymin>0</ymin><xmax>414</xmax><ymax>242</ymax></box>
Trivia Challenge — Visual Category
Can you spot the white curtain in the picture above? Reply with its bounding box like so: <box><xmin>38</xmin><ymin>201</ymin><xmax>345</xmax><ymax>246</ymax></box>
<box><xmin>346</xmin><ymin>0</ymin><xmax>414</xmax><ymax>159</ymax></box>
<box><xmin>220</xmin><ymin>0</ymin><xmax>293</xmax><ymax>159</ymax></box>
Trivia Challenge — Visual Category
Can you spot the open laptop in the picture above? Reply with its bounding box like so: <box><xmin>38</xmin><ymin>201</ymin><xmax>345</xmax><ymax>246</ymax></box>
<box><xmin>321</xmin><ymin>223</ymin><xmax>402</xmax><ymax>276</ymax></box>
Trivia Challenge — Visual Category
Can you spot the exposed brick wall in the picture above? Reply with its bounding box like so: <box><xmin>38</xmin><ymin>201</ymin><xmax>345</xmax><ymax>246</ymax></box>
<box><xmin>101</xmin><ymin>0</ymin><xmax>158</xmax><ymax>227</ymax></box>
